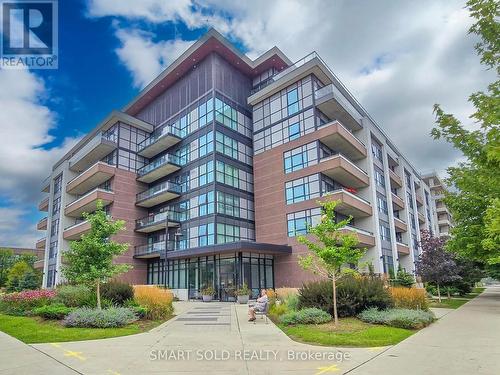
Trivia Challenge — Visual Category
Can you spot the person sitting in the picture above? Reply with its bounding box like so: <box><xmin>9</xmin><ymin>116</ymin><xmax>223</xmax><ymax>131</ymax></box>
<box><xmin>248</xmin><ymin>289</ymin><xmax>268</xmax><ymax>322</ymax></box>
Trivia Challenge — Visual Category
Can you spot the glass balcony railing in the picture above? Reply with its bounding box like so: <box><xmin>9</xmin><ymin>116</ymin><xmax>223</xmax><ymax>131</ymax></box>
<box><xmin>137</xmin><ymin>125</ymin><xmax>182</xmax><ymax>153</ymax></box>
<box><xmin>134</xmin><ymin>241</ymin><xmax>166</xmax><ymax>256</ymax></box>
<box><xmin>136</xmin><ymin>211</ymin><xmax>181</xmax><ymax>229</ymax></box>
<box><xmin>136</xmin><ymin>181</ymin><xmax>181</xmax><ymax>202</ymax></box>
<box><xmin>137</xmin><ymin>154</ymin><xmax>182</xmax><ymax>178</ymax></box>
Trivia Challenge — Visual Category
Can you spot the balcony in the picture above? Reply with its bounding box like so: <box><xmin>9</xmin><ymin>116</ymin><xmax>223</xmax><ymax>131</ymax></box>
<box><xmin>41</xmin><ymin>176</ymin><xmax>50</xmax><ymax>193</ymax></box>
<box><xmin>63</xmin><ymin>220</ymin><xmax>91</xmax><ymax>240</ymax></box>
<box><xmin>134</xmin><ymin>241</ymin><xmax>166</xmax><ymax>258</ymax></box>
<box><xmin>136</xmin><ymin>211</ymin><xmax>180</xmax><ymax>233</ymax></box>
<box><xmin>315</xmin><ymin>84</ymin><xmax>363</xmax><ymax>131</ymax></box>
<box><xmin>416</xmin><ymin>194</ymin><xmax>424</xmax><ymax>207</ymax></box>
<box><xmin>319</xmin><ymin>154</ymin><xmax>369</xmax><ymax>188</ymax></box>
<box><xmin>36</xmin><ymin>237</ymin><xmax>46</xmax><ymax>250</ymax></box>
<box><xmin>418</xmin><ymin>212</ymin><xmax>426</xmax><ymax>224</ymax></box>
<box><xmin>342</xmin><ymin>226</ymin><xmax>376</xmax><ymax>247</ymax></box>
<box><xmin>396</xmin><ymin>242</ymin><xmax>410</xmax><ymax>255</ymax></box>
<box><xmin>65</xmin><ymin>188</ymin><xmax>114</xmax><ymax>217</ymax></box>
<box><xmin>436</xmin><ymin>205</ymin><xmax>450</xmax><ymax>215</ymax></box>
<box><xmin>37</xmin><ymin>217</ymin><xmax>48</xmax><ymax>230</ymax></box>
<box><xmin>438</xmin><ymin>218</ymin><xmax>451</xmax><ymax>226</ymax></box>
<box><xmin>389</xmin><ymin>169</ymin><xmax>403</xmax><ymax>188</ymax></box>
<box><xmin>391</xmin><ymin>193</ymin><xmax>405</xmax><ymax>210</ymax></box>
<box><xmin>323</xmin><ymin>189</ymin><xmax>372</xmax><ymax>217</ymax></box>
<box><xmin>69</xmin><ymin>133</ymin><xmax>117</xmax><ymax>172</ymax></box>
<box><xmin>67</xmin><ymin>162</ymin><xmax>116</xmax><ymax>195</ymax></box>
<box><xmin>319</xmin><ymin>121</ymin><xmax>366</xmax><ymax>161</ymax></box>
<box><xmin>136</xmin><ymin>181</ymin><xmax>181</xmax><ymax>208</ymax></box>
<box><xmin>34</xmin><ymin>259</ymin><xmax>44</xmax><ymax>270</ymax></box>
<box><xmin>137</xmin><ymin>126</ymin><xmax>182</xmax><ymax>159</ymax></box>
<box><xmin>137</xmin><ymin>154</ymin><xmax>182</xmax><ymax>183</ymax></box>
<box><xmin>38</xmin><ymin>197</ymin><xmax>49</xmax><ymax>212</ymax></box>
<box><xmin>394</xmin><ymin>217</ymin><xmax>408</xmax><ymax>232</ymax></box>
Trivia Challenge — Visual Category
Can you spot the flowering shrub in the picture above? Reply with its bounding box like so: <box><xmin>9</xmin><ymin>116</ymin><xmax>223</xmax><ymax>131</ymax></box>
<box><xmin>64</xmin><ymin>307</ymin><xmax>137</xmax><ymax>328</ymax></box>
<box><xmin>0</xmin><ymin>289</ymin><xmax>56</xmax><ymax>315</ymax></box>
<box><xmin>133</xmin><ymin>285</ymin><xmax>173</xmax><ymax>320</ymax></box>
<box><xmin>389</xmin><ymin>287</ymin><xmax>428</xmax><ymax>310</ymax></box>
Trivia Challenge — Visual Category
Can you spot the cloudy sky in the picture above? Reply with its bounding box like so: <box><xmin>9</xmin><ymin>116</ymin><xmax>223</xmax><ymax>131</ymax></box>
<box><xmin>0</xmin><ymin>0</ymin><xmax>493</xmax><ymax>247</ymax></box>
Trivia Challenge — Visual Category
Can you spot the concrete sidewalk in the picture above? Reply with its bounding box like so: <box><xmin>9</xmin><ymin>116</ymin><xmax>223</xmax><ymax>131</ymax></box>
<box><xmin>348</xmin><ymin>285</ymin><xmax>500</xmax><ymax>375</ymax></box>
<box><xmin>0</xmin><ymin>331</ymin><xmax>78</xmax><ymax>375</ymax></box>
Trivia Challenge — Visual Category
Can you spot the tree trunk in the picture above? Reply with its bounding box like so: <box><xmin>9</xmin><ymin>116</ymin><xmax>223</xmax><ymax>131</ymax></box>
<box><xmin>96</xmin><ymin>280</ymin><xmax>101</xmax><ymax>310</ymax></box>
<box><xmin>332</xmin><ymin>271</ymin><xmax>338</xmax><ymax>326</ymax></box>
<box><xmin>437</xmin><ymin>283</ymin><xmax>441</xmax><ymax>303</ymax></box>
<box><xmin>447</xmin><ymin>288</ymin><xmax>451</xmax><ymax>299</ymax></box>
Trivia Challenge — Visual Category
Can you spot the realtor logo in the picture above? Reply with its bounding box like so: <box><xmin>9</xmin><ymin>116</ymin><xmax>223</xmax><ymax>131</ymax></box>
<box><xmin>1</xmin><ymin>0</ymin><xmax>58</xmax><ymax>69</ymax></box>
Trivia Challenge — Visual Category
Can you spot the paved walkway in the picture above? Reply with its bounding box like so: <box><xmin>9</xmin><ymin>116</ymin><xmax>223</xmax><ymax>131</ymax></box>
<box><xmin>349</xmin><ymin>285</ymin><xmax>500</xmax><ymax>375</ymax></box>
<box><xmin>0</xmin><ymin>331</ymin><xmax>77</xmax><ymax>374</ymax></box>
<box><xmin>26</xmin><ymin>302</ymin><xmax>378</xmax><ymax>375</ymax></box>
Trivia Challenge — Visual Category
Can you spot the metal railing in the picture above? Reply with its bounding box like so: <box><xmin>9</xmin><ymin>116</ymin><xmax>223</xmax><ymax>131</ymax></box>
<box><xmin>137</xmin><ymin>125</ymin><xmax>182</xmax><ymax>153</ymax></box>
<box><xmin>65</xmin><ymin>188</ymin><xmax>113</xmax><ymax>208</ymax></box>
<box><xmin>320</xmin><ymin>153</ymin><xmax>369</xmax><ymax>176</ymax></box>
<box><xmin>344</xmin><ymin>225</ymin><xmax>374</xmax><ymax>236</ymax></box>
<box><xmin>137</xmin><ymin>154</ymin><xmax>182</xmax><ymax>177</ymax></box>
<box><xmin>135</xmin><ymin>241</ymin><xmax>166</xmax><ymax>256</ymax></box>
<box><xmin>315</xmin><ymin>83</ymin><xmax>363</xmax><ymax>125</ymax></box>
<box><xmin>136</xmin><ymin>181</ymin><xmax>181</xmax><ymax>202</ymax></box>
<box><xmin>136</xmin><ymin>211</ymin><xmax>181</xmax><ymax>229</ymax></box>
<box><xmin>67</xmin><ymin>161</ymin><xmax>114</xmax><ymax>186</ymax></box>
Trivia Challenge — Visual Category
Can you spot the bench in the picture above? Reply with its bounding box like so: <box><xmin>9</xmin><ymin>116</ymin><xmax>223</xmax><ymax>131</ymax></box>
<box><xmin>249</xmin><ymin>301</ymin><xmax>269</xmax><ymax>324</ymax></box>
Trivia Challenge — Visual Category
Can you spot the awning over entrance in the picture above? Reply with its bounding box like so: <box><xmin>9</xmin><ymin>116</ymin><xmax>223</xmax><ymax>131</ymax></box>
<box><xmin>165</xmin><ymin>241</ymin><xmax>292</xmax><ymax>260</ymax></box>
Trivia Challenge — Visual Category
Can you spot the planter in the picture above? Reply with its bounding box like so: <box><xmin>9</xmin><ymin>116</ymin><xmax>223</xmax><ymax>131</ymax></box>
<box><xmin>202</xmin><ymin>295</ymin><xmax>213</xmax><ymax>302</ymax></box>
<box><xmin>237</xmin><ymin>295</ymin><xmax>249</xmax><ymax>304</ymax></box>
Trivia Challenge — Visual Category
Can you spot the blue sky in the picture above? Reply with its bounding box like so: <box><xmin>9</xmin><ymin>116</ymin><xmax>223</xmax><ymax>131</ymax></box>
<box><xmin>0</xmin><ymin>0</ymin><xmax>493</xmax><ymax>247</ymax></box>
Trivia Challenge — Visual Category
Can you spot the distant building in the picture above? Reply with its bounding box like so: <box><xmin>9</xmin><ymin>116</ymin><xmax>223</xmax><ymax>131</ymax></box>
<box><xmin>422</xmin><ymin>172</ymin><xmax>453</xmax><ymax>237</ymax></box>
<box><xmin>0</xmin><ymin>246</ymin><xmax>44</xmax><ymax>270</ymax></box>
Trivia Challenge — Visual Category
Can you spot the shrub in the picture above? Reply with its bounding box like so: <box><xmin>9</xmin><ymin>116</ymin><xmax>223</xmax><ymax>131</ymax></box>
<box><xmin>133</xmin><ymin>285</ymin><xmax>173</xmax><ymax>320</ymax></box>
<box><xmin>101</xmin><ymin>281</ymin><xmax>134</xmax><ymax>306</ymax></box>
<box><xmin>276</xmin><ymin>287</ymin><xmax>299</xmax><ymax>300</ymax></box>
<box><xmin>64</xmin><ymin>307</ymin><xmax>137</xmax><ymax>328</ymax></box>
<box><xmin>269</xmin><ymin>302</ymin><xmax>288</xmax><ymax>318</ymax></box>
<box><xmin>236</xmin><ymin>283</ymin><xmax>250</xmax><ymax>296</ymax></box>
<box><xmin>55</xmin><ymin>285</ymin><xmax>93</xmax><ymax>307</ymax></box>
<box><xmin>280</xmin><ymin>308</ymin><xmax>331</xmax><ymax>325</ymax></box>
<box><xmin>123</xmin><ymin>299</ymin><xmax>148</xmax><ymax>319</ymax></box>
<box><xmin>33</xmin><ymin>303</ymin><xmax>72</xmax><ymax>320</ymax></box>
<box><xmin>201</xmin><ymin>286</ymin><xmax>215</xmax><ymax>296</ymax></box>
<box><xmin>359</xmin><ymin>308</ymin><xmax>435</xmax><ymax>329</ymax></box>
<box><xmin>266</xmin><ymin>289</ymin><xmax>277</xmax><ymax>306</ymax></box>
<box><xmin>0</xmin><ymin>289</ymin><xmax>56</xmax><ymax>315</ymax></box>
<box><xmin>390</xmin><ymin>287</ymin><xmax>428</xmax><ymax>310</ymax></box>
<box><xmin>298</xmin><ymin>276</ymin><xmax>392</xmax><ymax>318</ymax></box>
<box><xmin>391</xmin><ymin>269</ymin><xmax>415</xmax><ymax>288</ymax></box>
<box><xmin>284</xmin><ymin>293</ymin><xmax>299</xmax><ymax>311</ymax></box>
<box><xmin>6</xmin><ymin>262</ymin><xmax>40</xmax><ymax>292</ymax></box>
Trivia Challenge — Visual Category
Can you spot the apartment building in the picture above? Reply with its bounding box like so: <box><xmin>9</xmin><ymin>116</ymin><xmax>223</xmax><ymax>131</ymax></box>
<box><xmin>37</xmin><ymin>29</ymin><xmax>438</xmax><ymax>299</ymax></box>
<box><xmin>422</xmin><ymin>172</ymin><xmax>453</xmax><ymax>237</ymax></box>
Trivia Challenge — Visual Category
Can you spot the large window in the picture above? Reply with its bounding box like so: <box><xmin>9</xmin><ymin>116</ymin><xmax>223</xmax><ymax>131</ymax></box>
<box><xmin>53</xmin><ymin>174</ymin><xmax>62</xmax><ymax>194</ymax></box>
<box><xmin>199</xmin><ymin>131</ymin><xmax>213</xmax><ymax>157</ymax></box>
<box><xmin>217</xmin><ymin>191</ymin><xmax>239</xmax><ymax>217</ymax></box>
<box><xmin>198</xmin><ymin>223</ymin><xmax>215</xmax><ymax>247</ymax></box>
<box><xmin>374</xmin><ymin>168</ymin><xmax>385</xmax><ymax>188</ymax></box>
<box><xmin>379</xmin><ymin>224</ymin><xmax>391</xmax><ymax>242</ymax></box>
<box><xmin>285</xmin><ymin>174</ymin><xmax>320</xmax><ymax>204</ymax></box>
<box><xmin>216</xmin><ymin>132</ymin><xmax>238</xmax><ymax>159</ymax></box>
<box><xmin>284</xmin><ymin>142</ymin><xmax>319</xmax><ymax>173</ymax></box>
<box><xmin>198</xmin><ymin>191</ymin><xmax>215</xmax><ymax>217</ymax></box>
<box><xmin>377</xmin><ymin>195</ymin><xmax>388</xmax><ymax>215</ymax></box>
<box><xmin>216</xmin><ymin>161</ymin><xmax>239</xmax><ymax>188</ymax></box>
<box><xmin>287</xmin><ymin>88</ymin><xmax>299</xmax><ymax>115</ymax></box>
<box><xmin>217</xmin><ymin>223</ymin><xmax>240</xmax><ymax>244</ymax></box>
<box><xmin>215</xmin><ymin>97</ymin><xmax>252</xmax><ymax>138</ymax></box>
<box><xmin>288</xmin><ymin>122</ymin><xmax>300</xmax><ymax>141</ymax></box>
<box><xmin>287</xmin><ymin>208</ymin><xmax>321</xmax><ymax>237</ymax></box>
<box><xmin>198</xmin><ymin>161</ymin><xmax>214</xmax><ymax>187</ymax></box>
<box><xmin>407</xmin><ymin>192</ymin><xmax>414</xmax><ymax>209</ymax></box>
<box><xmin>49</xmin><ymin>241</ymin><xmax>57</xmax><ymax>259</ymax></box>
<box><xmin>371</xmin><ymin>141</ymin><xmax>383</xmax><ymax>162</ymax></box>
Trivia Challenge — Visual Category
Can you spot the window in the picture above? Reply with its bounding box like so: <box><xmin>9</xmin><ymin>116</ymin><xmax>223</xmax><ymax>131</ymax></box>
<box><xmin>199</xmin><ymin>131</ymin><xmax>213</xmax><ymax>157</ymax></box>
<box><xmin>407</xmin><ymin>192</ymin><xmax>414</xmax><ymax>209</ymax></box>
<box><xmin>396</xmin><ymin>232</ymin><xmax>403</xmax><ymax>243</ymax></box>
<box><xmin>198</xmin><ymin>161</ymin><xmax>214</xmax><ymax>187</ymax></box>
<box><xmin>217</xmin><ymin>223</ymin><xmax>240</xmax><ymax>244</ymax></box>
<box><xmin>53</xmin><ymin>174</ymin><xmax>62</xmax><ymax>194</ymax></box>
<box><xmin>405</xmin><ymin>171</ymin><xmax>411</xmax><ymax>186</ymax></box>
<box><xmin>216</xmin><ymin>132</ymin><xmax>238</xmax><ymax>159</ymax></box>
<box><xmin>375</xmin><ymin>169</ymin><xmax>385</xmax><ymax>188</ymax></box>
<box><xmin>51</xmin><ymin>196</ymin><xmax>60</xmax><ymax>215</ymax></box>
<box><xmin>49</xmin><ymin>241</ymin><xmax>57</xmax><ymax>259</ymax></box>
<box><xmin>216</xmin><ymin>161</ymin><xmax>239</xmax><ymax>188</ymax></box>
<box><xmin>198</xmin><ymin>223</ymin><xmax>214</xmax><ymax>247</ymax></box>
<box><xmin>288</xmin><ymin>122</ymin><xmax>300</xmax><ymax>141</ymax></box>
<box><xmin>198</xmin><ymin>192</ymin><xmax>214</xmax><ymax>217</ymax></box>
<box><xmin>50</xmin><ymin>219</ymin><xmax>59</xmax><ymax>237</ymax></box>
<box><xmin>287</xmin><ymin>88</ymin><xmax>299</xmax><ymax>115</ymax></box>
<box><xmin>287</xmin><ymin>208</ymin><xmax>321</xmax><ymax>237</ymax></box>
<box><xmin>377</xmin><ymin>195</ymin><xmax>388</xmax><ymax>214</ymax></box>
<box><xmin>371</xmin><ymin>142</ymin><xmax>383</xmax><ymax>162</ymax></box>
<box><xmin>283</xmin><ymin>142</ymin><xmax>319</xmax><ymax>173</ymax></box>
<box><xmin>379</xmin><ymin>224</ymin><xmax>391</xmax><ymax>242</ymax></box>
<box><xmin>217</xmin><ymin>191</ymin><xmax>240</xmax><ymax>217</ymax></box>
<box><xmin>285</xmin><ymin>175</ymin><xmax>320</xmax><ymax>204</ymax></box>
<box><xmin>410</xmin><ymin>213</ymin><xmax>416</xmax><ymax>229</ymax></box>
<box><xmin>175</xmin><ymin>145</ymin><xmax>189</xmax><ymax>165</ymax></box>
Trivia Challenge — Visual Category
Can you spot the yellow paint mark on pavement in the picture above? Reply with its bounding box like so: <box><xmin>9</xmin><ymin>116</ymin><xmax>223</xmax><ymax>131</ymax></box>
<box><xmin>64</xmin><ymin>350</ymin><xmax>86</xmax><ymax>361</ymax></box>
<box><xmin>315</xmin><ymin>364</ymin><xmax>340</xmax><ymax>374</ymax></box>
<box><xmin>367</xmin><ymin>346</ymin><xmax>384</xmax><ymax>352</ymax></box>
<box><xmin>107</xmin><ymin>370</ymin><xmax>121</xmax><ymax>375</ymax></box>
<box><xmin>50</xmin><ymin>343</ymin><xmax>62</xmax><ymax>348</ymax></box>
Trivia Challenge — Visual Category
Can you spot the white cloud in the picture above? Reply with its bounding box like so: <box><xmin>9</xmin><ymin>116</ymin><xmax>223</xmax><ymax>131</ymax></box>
<box><xmin>115</xmin><ymin>29</ymin><xmax>194</xmax><ymax>89</ymax></box>
<box><xmin>0</xmin><ymin>70</ymin><xmax>79</xmax><ymax>247</ymax></box>
<box><xmin>86</xmin><ymin>0</ymin><xmax>495</xmax><ymax>174</ymax></box>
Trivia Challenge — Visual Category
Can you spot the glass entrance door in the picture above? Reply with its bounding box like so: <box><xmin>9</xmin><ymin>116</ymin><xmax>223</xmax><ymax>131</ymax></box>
<box><xmin>218</xmin><ymin>258</ymin><xmax>236</xmax><ymax>301</ymax></box>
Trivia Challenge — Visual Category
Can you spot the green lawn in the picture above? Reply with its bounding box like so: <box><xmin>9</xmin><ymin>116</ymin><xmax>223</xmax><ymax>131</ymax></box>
<box><xmin>0</xmin><ymin>313</ymin><xmax>165</xmax><ymax>344</ymax></box>
<box><xmin>277</xmin><ymin>318</ymin><xmax>415</xmax><ymax>347</ymax></box>
<box><xmin>428</xmin><ymin>286</ymin><xmax>486</xmax><ymax>309</ymax></box>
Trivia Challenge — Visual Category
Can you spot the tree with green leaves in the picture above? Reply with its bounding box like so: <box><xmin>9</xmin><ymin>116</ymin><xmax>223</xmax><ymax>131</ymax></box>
<box><xmin>297</xmin><ymin>199</ymin><xmax>366</xmax><ymax>325</ymax></box>
<box><xmin>0</xmin><ymin>248</ymin><xmax>15</xmax><ymax>287</ymax></box>
<box><xmin>431</xmin><ymin>0</ymin><xmax>499</xmax><ymax>266</ymax></box>
<box><xmin>62</xmin><ymin>200</ymin><xmax>131</xmax><ymax>309</ymax></box>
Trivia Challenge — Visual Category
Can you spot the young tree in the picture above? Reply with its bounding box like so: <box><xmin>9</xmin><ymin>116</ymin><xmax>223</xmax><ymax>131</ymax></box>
<box><xmin>431</xmin><ymin>0</ymin><xmax>500</xmax><ymax>266</ymax></box>
<box><xmin>297</xmin><ymin>199</ymin><xmax>366</xmax><ymax>325</ymax></box>
<box><xmin>416</xmin><ymin>231</ymin><xmax>461</xmax><ymax>302</ymax></box>
<box><xmin>63</xmin><ymin>200</ymin><xmax>131</xmax><ymax>309</ymax></box>
<box><xmin>0</xmin><ymin>248</ymin><xmax>15</xmax><ymax>287</ymax></box>
<box><xmin>6</xmin><ymin>261</ymin><xmax>32</xmax><ymax>292</ymax></box>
